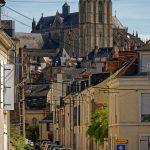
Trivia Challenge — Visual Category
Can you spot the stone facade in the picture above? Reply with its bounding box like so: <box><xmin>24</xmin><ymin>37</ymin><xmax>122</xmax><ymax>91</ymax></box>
<box><xmin>79</xmin><ymin>0</ymin><xmax>113</xmax><ymax>55</ymax></box>
<box><xmin>32</xmin><ymin>0</ymin><xmax>143</xmax><ymax>58</ymax></box>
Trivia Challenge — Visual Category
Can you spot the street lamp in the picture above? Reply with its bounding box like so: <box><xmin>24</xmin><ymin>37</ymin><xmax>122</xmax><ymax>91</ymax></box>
<box><xmin>0</xmin><ymin>0</ymin><xmax>6</xmax><ymax>28</ymax></box>
<box><xmin>0</xmin><ymin>0</ymin><xmax>6</xmax><ymax>7</ymax></box>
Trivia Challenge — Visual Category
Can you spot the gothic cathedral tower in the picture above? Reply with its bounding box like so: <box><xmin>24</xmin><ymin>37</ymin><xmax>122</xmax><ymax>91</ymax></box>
<box><xmin>79</xmin><ymin>0</ymin><xmax>113</xmax><ymax>56</ymax></box>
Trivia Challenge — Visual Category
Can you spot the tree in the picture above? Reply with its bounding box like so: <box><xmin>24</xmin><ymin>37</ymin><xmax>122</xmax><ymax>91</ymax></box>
<box><xmin>10</xmin><ymin>124</ymin><xmax>30</xmax><ymax>150</ymax></box>
<box><xmin>86</xmin><ymin>106</ymin><xmax>108</xmax><ymax>144</ymax></box>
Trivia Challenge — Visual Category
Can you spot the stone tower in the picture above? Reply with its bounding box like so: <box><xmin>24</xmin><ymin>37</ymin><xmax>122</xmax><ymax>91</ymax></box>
<box><xmin>62</xmin><ymin>2</ymin><xmax>70</xmax><ymax>17</ymax></box>
<box><xmin>79</xmin><ymin>0</ymin><xmax>113</xmax><ymax>56</ymax></box>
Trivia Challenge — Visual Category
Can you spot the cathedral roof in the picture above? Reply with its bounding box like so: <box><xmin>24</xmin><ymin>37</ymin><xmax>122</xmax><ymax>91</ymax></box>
<box><xmin>36</xmin><ymin>16</ymin><xmax>56</xmax><ymax>29</ymax></box>
<box><xmin>112</xmin><ymin>16</ymin><xmax>126</xmax><ymax>29</ymax></box>
<box><xmin>63</xmin><ymin>12</ymin><xmax>79</xmax><ymax>26</ymax></box>
<box><xmin>36</xmin><ymin>12</ymin><xmax>79</xmax><ymax>30</ymax></box>
<box><xmin>35</xmin><ymin>13</ymin><xmax>126</xmax><ymax>31</ymax></box>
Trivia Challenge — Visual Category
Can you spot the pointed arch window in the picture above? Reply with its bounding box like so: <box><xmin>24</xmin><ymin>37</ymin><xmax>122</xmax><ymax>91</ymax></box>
<box><xmin>83</xmin><ymin>1</ymin><xmax>86</xmax><ymax>22</ymax></box>
<box><xmin>99</xmin><ymin>2</ymin><xmax>104</xmax><ymax>23</ymax></box>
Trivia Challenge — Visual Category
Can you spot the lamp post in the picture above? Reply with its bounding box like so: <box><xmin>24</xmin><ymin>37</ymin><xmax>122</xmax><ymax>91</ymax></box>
<box><xmin>0</xmin><ymin>0</ymin><xmax>6</xmax><ymax>28</ymax></box>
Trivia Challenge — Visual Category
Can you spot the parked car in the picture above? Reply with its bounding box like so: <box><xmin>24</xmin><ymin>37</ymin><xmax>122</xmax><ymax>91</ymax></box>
<box><xmin>40</xmin><ymin>140</ymin><xmax>52</xmax><ymax>150</ymax></box>
<box><xmin>53</xmin><ymin>148</ymin><xmax>72</xmax><ymax>150</ymax></box>
<box><xmin>50</xmin><ymin>145</ymin><xmax>62</xmax><ymax>150</ymax></box>
<box><xmin>43</xmin><ymin>143</ymin><xmax>53</xmax><ymax>150</ymax></box>
<box><xmin>28</xmin><ymin>140</ymin><xmax>34</xmax><ymax>147</ymax></box>
<box><xmin>34</xmin><ymin>139</ymin><xmax>51</xmax><ymax>150</ymax></box>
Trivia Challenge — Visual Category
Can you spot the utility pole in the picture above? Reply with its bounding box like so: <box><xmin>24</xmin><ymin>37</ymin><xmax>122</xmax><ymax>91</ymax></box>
<box><xmin>0</xmin><ymin>0</ymin><xmax>6</xmax><ymax>28</ymax></box>
<box><xmin>18</xmin><ymin>48</ymin><xmax>25</xmax><ymax>138</ymax></box>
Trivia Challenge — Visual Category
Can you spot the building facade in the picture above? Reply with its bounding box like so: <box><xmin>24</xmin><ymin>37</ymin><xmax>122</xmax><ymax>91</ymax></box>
<box><xmin>107</xmin><ymin>44</ymin><xmax>150</xmax><ymax>150</ymax></box>
<box><xmin>0</xmin><ymin>29</ymin><xmax>15</xmax><ymax>150</ymax></box>
<box><xmin>79</xmin><ymin>0</ymin><xmax>113</xmax><ymax>55</ymax></box>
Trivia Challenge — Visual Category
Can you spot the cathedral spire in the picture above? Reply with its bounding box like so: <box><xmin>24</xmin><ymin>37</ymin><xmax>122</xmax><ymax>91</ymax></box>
<box><xmin>136</xmin><ymin>31</ymin><xmax>138</xmax><ymax>38</ymax></box>
<box><xmin>115</xmin><ymin>10</ymin><xmax>117</xmax><ymax>17</ymax></box>
<box><xmin>133</xmin><ymin>30</ymin><xmax>134</xmax><ymax>36</ymax></box>
<box><xmin>32</xmin><ymin>18</ymin><xmax>36</xmax><ymax>31</ymax></box>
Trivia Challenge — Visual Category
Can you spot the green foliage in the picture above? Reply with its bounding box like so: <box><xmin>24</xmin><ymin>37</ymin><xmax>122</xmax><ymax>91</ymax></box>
<box><xmin>27</xmin><ymin>125</ymin><xmax>38</xmax><ymax>133</ymax></box>
<box><xmin>24</xmin><ymin>144</ymin><xmax>30</xmax><ymax>150</ymax></box>
<box><xmin>86</xmin><ymin>106</ymin><xmax>108</xmax><ymax>143</ymax></box>
<box><xmin>10</xmin><ymin>124</ymin><xmax>30</xmax><ymax>150</ymax></box>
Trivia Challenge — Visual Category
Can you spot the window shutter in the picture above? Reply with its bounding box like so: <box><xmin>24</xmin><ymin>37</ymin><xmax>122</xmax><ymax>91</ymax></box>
<box><xmin>140</xmin><ymin>136</ymin><xmax>148</xmax><ymax>150</ymax></box>
<box><xmin>141</xmin><ymin>93</ymin><xmax>150</xmax><ymax>114</ymax></box>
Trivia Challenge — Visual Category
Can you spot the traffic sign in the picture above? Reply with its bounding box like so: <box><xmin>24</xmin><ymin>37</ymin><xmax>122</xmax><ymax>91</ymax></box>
<box><xmin>115</xmin><ymin>139</ymin><xmax>128</xmax><ymax>144</ymax></box>
<box><xmin>116</xmin><ymin>144</ymin><xmax>126</xmax><ymax>150</ymax></box>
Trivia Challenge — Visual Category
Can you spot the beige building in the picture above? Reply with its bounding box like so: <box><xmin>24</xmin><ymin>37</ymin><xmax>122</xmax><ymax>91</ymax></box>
<box><xmin>108</xmin><ymin>44</ymin><xmax>150</xmax><ymax>150</ymax></box>
<box><xmin>0</xmin><ymin>29</ymin><xmax>15</xmax><ymax>150</ymax></box>
<box><xmin>58</xmin><ymin>79</ymin><xmax>109</xmax><ymax>150</ymax></box>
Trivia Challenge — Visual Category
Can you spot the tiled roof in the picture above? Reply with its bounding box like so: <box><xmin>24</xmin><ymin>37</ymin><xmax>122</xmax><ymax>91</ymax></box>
<box><xmin>25</xmin><ymin>84</ymin><xmax>50</xmax><ymax>97</ymax></box>
<box><xmin>136</xmin><ymin>44</ymin><xmax>150</xmax><ymax>51</ymax></box>
<box><xmin>15</xmin><ymin>32</ymin><xmax>59</xmax><ymax>50</ymax></box>
<box><xmin>15</xmin><ymin>32</ymin><xmax>44</xmax><ymax>49</ymax></box>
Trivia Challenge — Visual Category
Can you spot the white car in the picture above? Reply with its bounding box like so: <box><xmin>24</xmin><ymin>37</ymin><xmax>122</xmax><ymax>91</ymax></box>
<box><xmin>28</xmin><ymin>140</ymin><xmax>34</xmax><ymax>147</ymax></box>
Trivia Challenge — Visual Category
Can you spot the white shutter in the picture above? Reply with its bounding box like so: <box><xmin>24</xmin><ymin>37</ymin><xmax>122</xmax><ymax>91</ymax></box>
<box><xmin>140</xmin><ymin>136</ymin><xmax>148</xmax><ymax>150</ymax></box>
<box><xmin>4</xmin><ymin>64</ymin><xmax>14</xmax><ymax>110</ymax></box>
<box><xmin>141</xmin><ymin>93</ymin><xmax>150</xmax><ymax>114</ymax></box>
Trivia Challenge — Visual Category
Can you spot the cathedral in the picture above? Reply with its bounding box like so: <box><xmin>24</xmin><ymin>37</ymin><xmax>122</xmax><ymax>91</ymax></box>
<box><xmin>32</xmin><ymin>0</ymin><xmax>144</xmax><ymax>57</ymax></box>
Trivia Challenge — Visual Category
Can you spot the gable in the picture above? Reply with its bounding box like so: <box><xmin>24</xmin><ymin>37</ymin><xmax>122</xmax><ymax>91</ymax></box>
<box><xmin>52</xmin><ymin>13</ymin><xmax>63</xmax><ymax>28</ymax></box>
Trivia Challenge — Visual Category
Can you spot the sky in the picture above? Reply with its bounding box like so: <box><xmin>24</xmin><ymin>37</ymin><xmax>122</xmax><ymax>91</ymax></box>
<box><xmin>2</xmin><ymin>0</ymin><xmax>150</xmax><ymax>41</ymax></box>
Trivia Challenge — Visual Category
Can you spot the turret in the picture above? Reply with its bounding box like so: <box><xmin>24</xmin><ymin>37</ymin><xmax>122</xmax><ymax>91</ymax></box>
<box><xmin>32</xmin><ymin>18</ymin><xmax>36</xmax><ymax>31</ymax></box>
<box><xmin>62</xmin><ymin>2</ymin><xmax>70</xmax><ymax>17</ymax></box>
<box><xmin>136</xmin><ymin>31</ymin><xmax>138</xmax><ymax>38</ymax></box>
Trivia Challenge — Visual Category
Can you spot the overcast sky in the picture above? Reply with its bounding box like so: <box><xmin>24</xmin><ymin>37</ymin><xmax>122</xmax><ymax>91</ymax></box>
<box><xmin>3</xmin><ymin>0</ymin><xmax>150</xmax><ymax>41</ymax></box>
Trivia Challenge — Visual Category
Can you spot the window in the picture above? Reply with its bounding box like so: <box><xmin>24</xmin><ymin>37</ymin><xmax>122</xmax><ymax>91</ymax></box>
<box><xmin>47</xmin><ymin>123</ymin><xmax>53</xmax><ymax>131</ymax></box>
<box><xmin>73</xmin><ymin>105</ymin><xmax>80</xmax><ymax>126</ymax></box>
<box><xmin>140</xmin><ymin>54</ymin><xmax>150</xmax><ymax>73</ymax></box>
<box><xmin>60</xmin><ymin>115</ymin><xmax>65</xmax><ymax>127</ymax></box>
<box><xmin>99</xmin><ymin>2</ymin><xmax>104</xmax><ymax>23</ymax></box>
<box><xmin>141</xmin><ymin>93</ymin><xmax>150</xmax><ymax>122</ymax></box>
<box><xmin>47</xmin><ymin>123</ymin><xmax>50</xmax><ymax>131</ymax></box>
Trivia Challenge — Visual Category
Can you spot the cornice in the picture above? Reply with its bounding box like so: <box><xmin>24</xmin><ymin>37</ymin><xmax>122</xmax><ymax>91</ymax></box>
<box><xmin>0</xmin><ymin>29</ymin><xmax>14</xmax><ymax>50</ymax></box>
